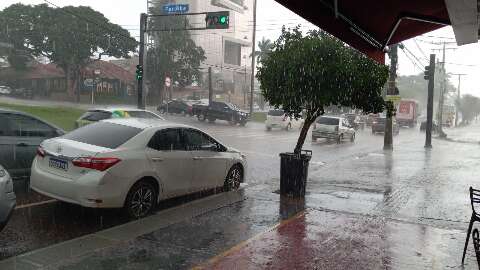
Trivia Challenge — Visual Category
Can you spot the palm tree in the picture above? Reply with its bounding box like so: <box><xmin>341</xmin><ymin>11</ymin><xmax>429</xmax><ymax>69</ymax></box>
<box><xmin>251</xmin><ymin>37</ymin><xmax>273</xmax><ymax>63</ymax></box>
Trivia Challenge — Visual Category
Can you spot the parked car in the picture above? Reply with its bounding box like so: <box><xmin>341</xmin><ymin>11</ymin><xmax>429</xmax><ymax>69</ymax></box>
<box><xmin>343</xmin><ymin>113</ymin><xmax>364</xmax><ymax>130</ymax></box>
<box><xmin>30</xmin><ymin>118</ymin><xmax>247</xmax><ymax>219</ymax></box>
<box><xmin>75</xmin><ymin>108</ymin><xmax>164</xmax><ymax>128</ymax></box>
<box><xmin>0</xmin><ymin>85</ymin><xmax>12</xmax><ymax>95</ymax></box>
<box><xmin>265</xmin><ymin>109</ymin><xmax>303</xmax><ymax>131</ymax></box>
<box><xmin>420</xmin><ymin>120</ymin><xmax>439</xmax><ymax>133</ymax></box>
<box><xmin>312</xmin><ymin>116</ymin><xmax>355</xmax><ymax>143</ymax></box>
<box><xmin>371</xmin><ymin>117</ymin><xmax>400</xmax><ymax>135</ymax></box>
<box><xmin>366</xmin><ymin>113</ymin><xmax>379</xmax><ymax>126</ymax></box>
<box><xmin>192</xmin><ymin>101</ymin><xmax>249</xmax><ymax>126</ymax></box>
<box><xmin>0</xmin><ymin>108</ymin><xmax>65</xmax><ymax>189</ymax></box>
<box><xmin>157</xmin><ymin>100</ymin><xmax>195</xmax><ymax>116</ymax></box>
<box><xmin>0</xmin><ymin>165</ymin><xmax>16</xmax><ymax>232</ymax></box>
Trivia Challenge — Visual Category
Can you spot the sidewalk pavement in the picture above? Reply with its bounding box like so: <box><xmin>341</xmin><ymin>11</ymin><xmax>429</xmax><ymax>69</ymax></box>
<box><xmin>2</xmin><ymin>136</ymin><xmax>480</xmax><ymax>269</ymax></box>
<box><xmin>442</xmin><ymin>122</ymin><xmax>480</xmax><ymax>144</ymax></box>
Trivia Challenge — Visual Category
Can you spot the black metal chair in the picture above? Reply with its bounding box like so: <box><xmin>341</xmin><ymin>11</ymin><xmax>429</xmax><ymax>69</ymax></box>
<box><xmin>472</xmin><ymin>228</ymin><xmax>480</xmax><ymax>267</ymax></box>
<box><xmin>462</xmin><ymin>187</ymin><xmax>480</xmax><ymax>264</ymax></box>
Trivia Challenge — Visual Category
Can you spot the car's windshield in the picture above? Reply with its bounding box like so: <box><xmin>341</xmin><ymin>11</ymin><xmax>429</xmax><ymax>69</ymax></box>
<box><xmin>126</xmin><ymin>110</ymin><xmax>161</xmax><ymax>119</ymax></box>
<box><xmin>63</xmin><ymin>122</ymin><xmax>142</xmax><ymax>148</ymax></box>
<box><xmin>80</xmin><ymin>111</ymin><xmax>112</xmax><ymax>121</ymax></box>
<box><xmin>268</xmin><ymin>110</ymin><xmax>285</xmax><ymax>116</ymax></box>
<box><xmin>317</xmin><ymin>117</ymin><xmax>339</xmax><ymax>125</ymax></box>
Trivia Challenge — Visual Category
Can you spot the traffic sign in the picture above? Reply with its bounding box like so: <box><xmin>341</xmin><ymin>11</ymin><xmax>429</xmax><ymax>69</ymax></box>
<box><xmin>163</xmin><ymin>4</ymin><xmax>189</xmax><ymax>14</ymax></box>
<box><xmin>386</xmin><ymin>95</ymin><xmax>401</xmax><ymax>102</ymax></box>
<box><xmin>84</xmin><ymin>78</ymin><xmax>94</xmax><ymax>87</ymax></box>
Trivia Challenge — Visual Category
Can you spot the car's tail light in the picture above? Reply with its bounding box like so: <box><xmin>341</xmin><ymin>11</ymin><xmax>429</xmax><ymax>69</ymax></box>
<box><xmin>37</xmin><ymin>146</ymin><xmax>46</xmax><ymax>158</ymax></box>
<box><xmin>72</xmin><ymin>157</ymin><xmax>121</xmax><ymax>171</ymax></box>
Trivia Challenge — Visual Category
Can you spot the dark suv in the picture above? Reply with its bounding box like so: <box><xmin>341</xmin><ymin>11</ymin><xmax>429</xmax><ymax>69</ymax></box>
<box><xmin>192</xmin><ymin>101</ymin><xmax>249</xmax><ymax>126</ymax></box>
<box><xmin>371</xmin><ymin>117</ymin><xmax>399</xmax><ymax>135</ymax></box>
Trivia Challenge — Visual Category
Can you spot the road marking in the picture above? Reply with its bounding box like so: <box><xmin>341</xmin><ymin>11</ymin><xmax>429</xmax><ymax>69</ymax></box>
<box><xmin>15</xmin><ymin>199</ymin><xmax>56</xmax><ymax>210</ymax></box>
<box><xmin>191</xmin><ymin>210</ymin><xmax>306</xmax><ymax>270</ymax></box>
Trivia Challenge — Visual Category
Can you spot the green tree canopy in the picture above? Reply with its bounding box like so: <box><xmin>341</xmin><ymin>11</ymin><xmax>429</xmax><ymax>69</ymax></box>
<box><xmin>146</xmin><ymin>0</ymin><xmax>206</xmax><ymax>102</ymax></box>
<box><xmin>0</xmin><ymin>3</ymin><xmax>137</xmax><ymax>100</ymax></box>
<box><xmin>257</xmin><ymin>27</ymin><xmax>388</xmax><ymax>153</ymax></box>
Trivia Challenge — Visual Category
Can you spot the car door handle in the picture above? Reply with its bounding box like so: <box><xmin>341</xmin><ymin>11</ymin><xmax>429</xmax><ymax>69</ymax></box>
<box><xmin>151</xmin><ymin>157</ymin><xmax>164</xmax><ymax>162</ymax></box>
<box><xmin>16</xmin><ymin>142</ymin><xmax>28</xmax><ymax>147</ymax></box>
<box><xmin>192</xmin><ymin>157</ymin><xmax>202</xmax><ymax>160</ymax></box>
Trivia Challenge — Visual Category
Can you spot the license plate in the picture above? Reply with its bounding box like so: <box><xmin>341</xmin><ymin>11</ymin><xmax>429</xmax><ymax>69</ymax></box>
<box><xmin>49</xmin><ymin>157</ymin><xmax>68</xmax><ymax>171</ymax></box>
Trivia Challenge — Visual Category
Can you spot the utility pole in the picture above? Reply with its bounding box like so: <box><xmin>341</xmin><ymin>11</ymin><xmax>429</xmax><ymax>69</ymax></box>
<box><xmin>424</xmin><ymin>54</ymin><xmax>436</xmax><ymax>148</ymax></box>
<box><xmin>250</xmin><ymin>0</ymin><xmax>257</xmax><ymax>115</ymax></box>
<box><xmin>137</xmin><ymin>13</ymin><xmax>147</xmax><ymax>109</ymax></box>
<box><xmin>384</xmin><ymin>44</ymin><xmax>398</xmax><ymax>150</ymax></box>
<box><xmin>208</xmin><ymin>67</ymin><xmax>213</xmax><ymax>104</ymax></box>
<box><xmin>450</xmin><ymin>73</ymin><xmax>466</xmax><ymax>126</ymax></box>
<box><xmin>433</xmin><ymin>42</ymin><xmax>455</xmax><ymax>137</ymax></box>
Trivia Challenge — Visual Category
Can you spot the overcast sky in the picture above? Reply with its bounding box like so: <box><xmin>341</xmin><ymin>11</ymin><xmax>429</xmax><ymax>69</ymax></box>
<box><xmin>1</xmin><ymin>0</ymin><xmax>479</xmax><ymax>97</ymax></box>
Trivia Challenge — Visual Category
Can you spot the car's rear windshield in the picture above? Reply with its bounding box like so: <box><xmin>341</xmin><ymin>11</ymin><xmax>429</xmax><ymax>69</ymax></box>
<box><xmin>63</xmin><ymin>122</ymin><xmax>142</xmax><ymax>149</ymax></box>
<box><xmin>268</xmin><ymin>110</ymin><xmax>285</xmax><ymax>116</ymax></box>
<box><xmin>317</xmin><ymin>117</ymin><xmax>339</xmax><ymax>125</ymax></box>
<box><xmin>80</xmin><ymin>110</ymin><xmax>112</xmax><ymax>121</ymax></box>
<box><xmin>127</xmin><ymin>111</ymin><xmax>161</xmax><ymax>119</ymax></box>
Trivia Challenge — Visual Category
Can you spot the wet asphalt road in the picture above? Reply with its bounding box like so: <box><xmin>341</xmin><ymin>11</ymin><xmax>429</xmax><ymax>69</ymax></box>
<box><xmin>0</xmin><ymin>114</ymin><xmax>466</xmax><ymax>263</ymax></box>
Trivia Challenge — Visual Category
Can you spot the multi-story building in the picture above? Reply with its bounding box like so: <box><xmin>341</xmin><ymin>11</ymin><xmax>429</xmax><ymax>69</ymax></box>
<box><xmin>151</xmin><ymin>0</ymin><xmax>254</xmax><ymax>107</ymax></box>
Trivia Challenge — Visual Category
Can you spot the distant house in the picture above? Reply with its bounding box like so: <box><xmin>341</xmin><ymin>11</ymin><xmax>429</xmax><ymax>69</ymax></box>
<box><xmin>0</xmin><ymin>60</ymin><xmax>136</xmax><ymax>101</ymax></box>
<box><xmin>0</xmin><ymin>63</ymin><xmax>66</xmax><ymax>97</ymax></box>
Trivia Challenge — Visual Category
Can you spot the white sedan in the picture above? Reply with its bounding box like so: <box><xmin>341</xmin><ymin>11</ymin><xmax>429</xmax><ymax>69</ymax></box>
<box><xmin>30</xmin><ymin>118</ymin><xmax>246</xmax><ymax>219</ymax></box>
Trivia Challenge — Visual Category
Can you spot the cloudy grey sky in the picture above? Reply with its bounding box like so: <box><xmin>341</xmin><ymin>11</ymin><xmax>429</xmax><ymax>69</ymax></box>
<box><xmin>1</xmin><ymin>0</ymin><xmax>479</xmax><ymax>96</ymax></box>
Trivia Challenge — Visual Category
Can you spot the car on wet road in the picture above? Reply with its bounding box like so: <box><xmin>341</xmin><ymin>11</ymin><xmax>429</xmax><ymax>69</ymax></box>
<box><xmin>0</xmin><ymin>108</ymin><xmax>65</xmax><ymax>190</ymax></box>
<box><xmin>192</xmin><ymin>101</ymin><xmax>249</xmax><ymax>126</ymax></box>
<box><xmin>157</xmin><ymin>100</ymin><xmax>196</xmax><ymax>116</ymax></box>
<box><xmin>0</xmin><ymin>165</ymin><xmax>15</xmax><ymax>232</ymax></box>
<box><xmin>74</xmin><ymin>108</ymin><xmax>164</xmax><ymax>128</ymax></box>
<box><xmin>30</xmin><ymin>118</ymin><xmax>247</xmax><ymax>219</ymax></box>
<box><xmin>265</xmin><ymin>109</ymin><xmax>304</xmax><ymax>131</ymax></box>
<box><xmin>312</xmin><ymin>116</ymin><xmax>355</xmax><ymax>143</ymax></box>
<box><xmin>371</xmin><ymin>116</ymin><xmax>400</xmax><ymax>135</ymax></box>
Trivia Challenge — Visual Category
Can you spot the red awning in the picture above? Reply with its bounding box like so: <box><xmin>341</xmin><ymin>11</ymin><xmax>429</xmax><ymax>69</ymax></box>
<box><xmin>274</xmin><ymin>0</ymin><xmax>450</xmax><ymax>63</ymax></box>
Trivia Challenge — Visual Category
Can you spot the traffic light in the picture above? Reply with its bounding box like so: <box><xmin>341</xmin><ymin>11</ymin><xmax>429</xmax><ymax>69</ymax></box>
<box><xmin>136</xmin><ymin>65</ymin><xmax>143</xmax><ymax>81</ymax></box>
<box><xmin>205</xmin><ymin>11</ymin><xmax>230</xmax><ymax>29</ymax></box>
<box><xmin>424</xmin><ymin>65</ymin><xmax>432</xmax><ymax>80</ymax></box>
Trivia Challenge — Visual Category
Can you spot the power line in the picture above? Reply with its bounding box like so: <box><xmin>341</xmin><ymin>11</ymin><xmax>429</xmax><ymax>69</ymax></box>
<box><xmin>413</xmin><ymin>39</ymin><xmax>428</xmax><ymax>61</ymax></box>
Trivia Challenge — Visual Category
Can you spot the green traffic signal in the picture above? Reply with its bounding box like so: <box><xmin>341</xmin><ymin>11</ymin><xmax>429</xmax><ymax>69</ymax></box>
<box><xmin>136</xmin><ymin>65</ymin><xmax>143</xmax><ymax>81</ymax></box>
<box><xmin>205</xmin><ymin>11</ymin><xmax>229</xmax><ymax>29</ymax></box>
<box><xmin>220</xmin><ymin>16</ymin><xmax>227</xmax><ymax>24</ymax></box>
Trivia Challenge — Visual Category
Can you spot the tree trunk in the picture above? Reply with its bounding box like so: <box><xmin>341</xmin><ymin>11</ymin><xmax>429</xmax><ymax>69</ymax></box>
<box><xmin>294</xmin><ymin>117</ymin><xmax>314</xmax><ymax>154</ymax></box>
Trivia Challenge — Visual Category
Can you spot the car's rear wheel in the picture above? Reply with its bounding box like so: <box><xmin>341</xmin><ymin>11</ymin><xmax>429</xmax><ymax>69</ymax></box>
<box><xmin>284</xmin><ymin>123</ymin><xmax>292</xmax><ymax>131</ymax></box>
<box><xmin>124</xmin><ymin>181</ymin><xmax>157</xmax><ymax>219</ymax></box>
<box><xmin>266</xmin><ymin>126</ymin><xmax>272</xmax><ymax>131</ymax></box>
<box><xmin>336</xmin><ymin>134</ymin><xmax>343</xmax><ymax>144</ymax></box>
<box><xmin>198</xmin><ymin>114</ymin><xmax>206</xmax><ymax>122</ymax></box>
<box><xmin>224</xmin><ymin>165</ymin><xmax>242</xmax><ymax>191</ymax></box>
<box><xmin>350</xmin><ymin>133</ymin><xmax>355</xmax><ymax>142</ymax></box>
<box><xmin>208</xmin><ymin>117</ymin><xmax>216</xmax><ymax>123</ymax></box>
<box><xmin>229</xmin><ymin>116</ymin><xmax>237</xmax><ymax>126</ymax></box>
<box><xmin>181</xmin><ymin>110</ymin><xmax>186</xmax><ymax>117</ymax></box>
<box><xmin>159</xmin><ymin>108</ymin><xmax>166</xmax><ymax>114</ymax></box>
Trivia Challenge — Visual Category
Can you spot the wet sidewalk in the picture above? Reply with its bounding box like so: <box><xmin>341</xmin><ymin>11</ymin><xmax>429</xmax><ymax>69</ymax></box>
<box><xmin>2</xmin><ymin>136</ymin><xmax>480</xmax><ymax>269</ymax></box>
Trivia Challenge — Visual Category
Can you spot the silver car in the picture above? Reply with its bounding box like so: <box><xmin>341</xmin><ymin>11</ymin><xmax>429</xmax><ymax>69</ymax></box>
<box><xmin>0</xmin><ymin>165</ymin><xmax>16</xmax><ymax>232</ymax></box>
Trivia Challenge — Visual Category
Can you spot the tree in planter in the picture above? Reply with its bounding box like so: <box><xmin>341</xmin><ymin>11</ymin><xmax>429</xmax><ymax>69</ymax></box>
<box><xmin>257</xmin><ymin>28</ymin><xmax>388</xmax><ymax>154</ymax></box>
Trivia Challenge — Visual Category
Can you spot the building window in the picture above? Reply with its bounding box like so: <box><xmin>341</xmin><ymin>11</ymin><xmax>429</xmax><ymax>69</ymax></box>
<box><xmin>224</xmin><ymin>40</ymin><xmax>241</xmax><ymax>66</ymax></box>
